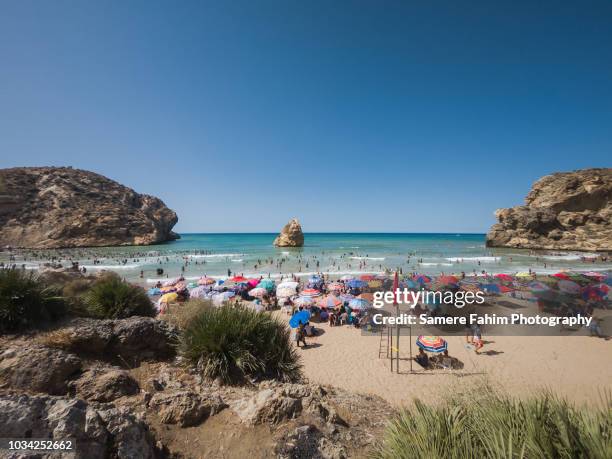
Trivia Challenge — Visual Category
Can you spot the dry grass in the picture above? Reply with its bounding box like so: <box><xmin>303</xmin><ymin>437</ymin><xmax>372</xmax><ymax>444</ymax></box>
<box><xmin>159</xmin><ymin>299</ymin><xmax>212</xmax><ymax>329</ymax></box>
<box><xmin>37</xmin><ymin>329</ymin><xmax>75</xmax><ymax>350</ymax></box>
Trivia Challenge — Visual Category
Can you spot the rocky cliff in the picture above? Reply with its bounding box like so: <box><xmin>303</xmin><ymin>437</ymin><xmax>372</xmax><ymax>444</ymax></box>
<box><xmin>486</xmin><ymin>168</ymin><xmax>612</xmax><ymax>251</ymax></box>
<box><xmin>273</xmin><ymin>218</ymin><xmax>304</xmax><ymax>247</ymax></box>
<box><xmin>0</xmin><ymin>167</ymin><xmax>179</xmax><ymax>249</ymax></box>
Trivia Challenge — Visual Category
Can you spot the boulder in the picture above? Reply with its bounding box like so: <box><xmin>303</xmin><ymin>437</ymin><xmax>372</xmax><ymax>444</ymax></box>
<box><xmin>57</xmin><ymin>317</ymin><xmax>179</xmax><ymax>363</ymax></box>
<box><xmin>149</xmin><ymin>390</ymin><xmax>227</xmax><ymax>427</ymax></box>
<box><xmin>276</xmin><ymin>424</ymin><xmax>347</xmax><ymax>459</ymax></box>
<box><xmin>97</xmin><ymin>406</ymin><xmax>155</xmax><ymax>459</ymax></box>
<box><xmin>0</xmin><ymin>166</ymin><xmax>179</xmax><ymax>248</ymax></box>
<box><xmin>486</xmin><ymin>168</ymin><xmax>612</xmax><ymax>251</ymax></box>
<box><xmin>232</xmin><ymin>388</ymin><xmax>302</xmax><ymax>425</ymax></box>
<box><xmin>0</xmin><ymin>394</ymin><xmax>108</xmax><ymax>459</ymax></box>
<box><xmin>0</xmin><ymin>345</ymin><xmax>81</xmax><ymax>395</ymax></box>
<box><xmin>273</xmin><ymin>218</ymin><xmax>304</xmax><ymax>247</ymax></box>
<box><xmin>72</xmin><ymin>368</ymin><xmax>139</xmax><ymax>402</ymax></box>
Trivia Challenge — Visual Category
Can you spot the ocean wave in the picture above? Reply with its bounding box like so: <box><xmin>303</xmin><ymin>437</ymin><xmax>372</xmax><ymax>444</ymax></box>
<box><xmin>350</xmin><ymin>256</ymin><xmax>385</xmax><ymax>260</ymax></box>
<box><xmin>190</xmin><ymin>253</ymin><xmax>243</xmax><ymax>259</ymax></box>
<box><xmin>540</xmin><ymin>253</ymin><xmax>599</xmax><ymax>261</ymax></box>
<box><xmin>231</xmin><ymin>259</ymin><xmax>243</xmax><ymax>262</ymax></box>
<box><xmin>420</xmin><ymin>262</ymin><xmax>453</xmax><ymax>267</ymax></box>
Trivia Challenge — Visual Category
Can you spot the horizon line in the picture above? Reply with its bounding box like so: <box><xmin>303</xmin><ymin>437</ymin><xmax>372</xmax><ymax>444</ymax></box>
<box><xmin>176</xmin><ymin>231</ymin><xmax>488</xmax><ymax>235</ymax></box>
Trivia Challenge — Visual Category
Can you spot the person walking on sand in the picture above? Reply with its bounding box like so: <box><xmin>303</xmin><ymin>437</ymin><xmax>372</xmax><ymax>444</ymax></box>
<box><xmin>473</xmin><ymin>325</ymin><xmax>484</xmax><ymax>354</ymax></box>
<box><xmin>296</xmin><ymin>323</ymin><xmax>307</xmax><ymax>348</ymax></box>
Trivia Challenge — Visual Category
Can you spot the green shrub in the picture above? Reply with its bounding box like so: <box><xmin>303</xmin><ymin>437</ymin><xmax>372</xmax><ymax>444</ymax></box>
<box><xmin>83</xmin><ymin>274</ymin><xmax>155</xmax><ymax>319</ymax></box>
<box><xmin>0</xmin><ymin>268</ymin><xmax>65</xmax><ymax>333</ymax></box>
<box><xmin>372</xmin><ymin>388</ymin><xmax>612</xmax><ymax>459</ymax></box>
<box><xmin>179</xmin><ymin>304</ymin><xmax>302</xmax><ymax>384</ymax></box>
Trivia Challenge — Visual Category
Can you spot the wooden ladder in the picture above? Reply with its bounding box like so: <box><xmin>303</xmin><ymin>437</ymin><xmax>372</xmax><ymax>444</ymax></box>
<box><xmin>378</xmin><ymin>326</ymin><xmax>389</xmax><ymax>358</ymax></box>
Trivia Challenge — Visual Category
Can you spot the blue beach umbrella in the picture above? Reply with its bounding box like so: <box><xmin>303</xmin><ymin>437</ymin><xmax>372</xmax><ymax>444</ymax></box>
<box><xmin>289</xmin><ymin>310</ymin><xmax>311</xmax><ymax>328</ymax></box>
<box><xmin>348</xmin><ymin>298</ymin><xmax>371</xmax><ymax>310</ymax></box>
<box><xmin>147</xmin><ymin>288</ymin><xmax>161</xmax><ymax>296</ymax></box>
<box><xmin>347</xmin><ymin>279</ymin><xmax>367</xmax><ymax>289</ymax></box>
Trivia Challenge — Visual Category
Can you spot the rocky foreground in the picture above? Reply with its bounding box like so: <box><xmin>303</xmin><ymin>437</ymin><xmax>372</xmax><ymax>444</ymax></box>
<box><xmin>486</xmin><ymin>168</ymin><xmax>612</xmax><ymax>251</ymax></box>
<box><xmin>0</xmin><ymin>316</ymin><xmax>394</xmax><ymax>459</ymax></box>
<box><xmin>0</xmin><ymin>167</ymin><xmax>179</xmax><ymax>249</ymax></box>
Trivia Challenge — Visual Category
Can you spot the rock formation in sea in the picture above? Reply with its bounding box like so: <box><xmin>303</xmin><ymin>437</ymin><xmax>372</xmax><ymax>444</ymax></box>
<box><xmin>486</xmin><ymin>168</ymin><xmax>612</xmax><ymax>251</ymax></box>
<box><xmin>0</xmin><ymin>166</ymin><xmax>179</xmax><ymax>248</ymax></box>
<box><xmin>273</xmin><ymin>218</ymin><xmax>304</xmax><ymax>247</ymax></box>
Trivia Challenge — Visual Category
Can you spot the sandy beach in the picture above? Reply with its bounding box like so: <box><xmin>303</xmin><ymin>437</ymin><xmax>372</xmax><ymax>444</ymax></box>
<box><xmin>288</xmin><ymin>317</ymin><xmax>612</xmax><ymax>407</ymax></box>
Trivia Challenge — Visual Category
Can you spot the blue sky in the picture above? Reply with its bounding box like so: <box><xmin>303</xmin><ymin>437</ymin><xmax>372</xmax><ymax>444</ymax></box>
<box><xmin>1</xmin><ymin>1</ymin><xmax>611</xmax><ymax>233</ymax></box>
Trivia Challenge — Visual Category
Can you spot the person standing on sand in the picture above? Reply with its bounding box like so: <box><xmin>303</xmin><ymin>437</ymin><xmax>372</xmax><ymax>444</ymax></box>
<box><xmin>473</xmin><ymin>325</ymin><xmax>484</xmax><ymax>354</ymax></box>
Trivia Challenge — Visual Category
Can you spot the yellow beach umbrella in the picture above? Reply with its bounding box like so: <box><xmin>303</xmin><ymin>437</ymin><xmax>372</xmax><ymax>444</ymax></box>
<box><xmin>160</xmin><ymin>292</ymin><xmax>178</xmax><ymax>304</ymax></box>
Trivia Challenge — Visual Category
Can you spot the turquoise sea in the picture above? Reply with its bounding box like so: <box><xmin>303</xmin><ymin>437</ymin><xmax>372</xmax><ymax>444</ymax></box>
<box><xmin>5</xmin><ymin>233</ymin><xmax>610</xmax><ymax>284</ymax></box>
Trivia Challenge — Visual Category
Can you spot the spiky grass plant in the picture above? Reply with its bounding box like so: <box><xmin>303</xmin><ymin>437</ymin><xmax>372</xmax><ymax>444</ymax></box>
<box><xmin>0</xmin><ymin>268</ymin><xmax>65</xmax><ymax>332</ymax></box>
<box><xmin>179</xmin><ymin>304</ymin><xmax>302</xmax><ymax>384</ymax></box>
<box><xmin>83</xmin><ymin>273</ymin><xmax>155</xmax><ymax>319</ymax></box>
<box><xmin>372</xmin><ymin>388</ymin><xmax>611</xmax><ymax>459</ymax></box>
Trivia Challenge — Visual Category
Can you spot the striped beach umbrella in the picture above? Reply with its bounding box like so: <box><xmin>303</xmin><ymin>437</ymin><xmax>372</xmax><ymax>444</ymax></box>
<box><xmin>327</xmin><ymin>282</ymin><xmax>344</xmax><ymax>292</ymax></box>
<box><xmin>300</xmin><ymin>288</ymin><xmax>321</xmax><ymax>297</ymax></box>
<box><xmin>294</xmin><ymin>296</ymin><xmax>315</xmax><ymax>307</ymax></box>
<box><xmin>416</xmin><ymin>335</ymin><xmax>448</xmax><ymax>353</ymax></box>
<box><xmin>317</xmin><ymin>295</ymin><xmax>342</xmax><ymax>308</ymax></box>
<box><xmin>198</xmin><ymin>277</ymin><xmax>216</xmax><ymax>286</ymax></box>
<box><xmin>340</xmin><ymin>275</ymin><xmax>355</xmax><ymax>281</ymax></box>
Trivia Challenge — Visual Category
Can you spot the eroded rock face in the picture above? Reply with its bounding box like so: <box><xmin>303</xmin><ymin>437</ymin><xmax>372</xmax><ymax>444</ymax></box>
<box><xmin>486</xmin><ymin>168</ymin><xmax>612</xmax><ymax>251</ymax></box>
<box><xmin>72</xmin><ymin>368</ymin><xmax>139</xmax><ymax>402</ymax></box>
<box><xmin>57</xmin><ymin>316</ymin><xmax>179</xmax><ymax>363</ymax></box>
<box><xmin>0</xmin><ymin>166</ymin><xmax>179</xmax><ymax>248</ymax></box>
<box><xmin>273</xmin><ymin>218</ymin><xmax>304</xmax><ymax>247</ymax></box>
<box><xmin>0</xmin><ymin>345</ymin><xmax>81</xmax><ymax>395</ymax></box>
<box><xmin>149</xmin><ymin>390</ymin><xmax>227</xmax><ymax>427</ymax></box>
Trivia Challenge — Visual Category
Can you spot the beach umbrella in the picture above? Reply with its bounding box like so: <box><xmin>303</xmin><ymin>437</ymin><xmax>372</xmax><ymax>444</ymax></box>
<box><xmin>294</xmin><ymin>296</ymin><xmax>315</xmax><ymax>307</ymax></box>
<box><xmin>188</xmin><ymin>285</ymin><xmax>210</xmax><ymax>299</ymax></box>
<box><xmin>347</xmin><ymin>279</ymin><xmax>367</xmax><ymax>289</ymax></box>
<box><xmin>278</xmin><ymin>281</ymin><xmax>299</xmax><ymax>289</ymax></box>
<box><xmin>162</xmin><ymin>278</ymin><xmax>180</xmax><ymax>287</ymax></box>
<box><xmin>147</xmin><ymin>288</ymin><xmax>161</xmax><ymax>296</ymax></box>
<box><xmin>230</xmin><ymin>275</ymin><xmax>248</xmax><ymax>282</ymax></box>
<box><xmin>582</xmin><ymin>272</ymin><xmax>607</xmax><ymax>281</ymax></box>
<box><xmin>557</xmin><ymin>280</ymin><xmax>581</xmax><ymax>295</ymax></box>
<box><xmin>581</xmin><ymin>284</ymin><xmax>609</xmax><ymax>300</ymax></box>
<box><xmin>516</xmin><ymin>272</ymin><xmax>533</xmax><ymax>278</ymax></box>
<box><xmin>257</xmin><ymin>278</ymin><xmax>275</xmax><ymax>291</ymax></box>
<box><xmin>160</xmin><ymin>286</ymin><xmax>176</xmax><ymax>294</ymax></box>
<box><xmin>198</xmin><ymin>277</ymin><xmax>215</xmax><ymax>286</ymax></box>
<box><xmin>289</xmin><ymin>310</ymin><xmax>311</xmax><ymax>328</ymax></box>
<box><xmin>317</xmin><ymin>295</ymin><xmax>342</xmax><ymax>308</ymax></box>
<box><xmin>401</xmin><ymin>279</ymin><xmax>418</xmax><ymax>289</ymax></box>
<box><xmin>159</xmin><ymin>292</ymin><xmax>178</xmax><ymax>304</ymax></box>
<box><xmin>308</xmin><ymin>275</ymin><xmax>322</xmax><ymax>283</ymax></box>
<box><xmin>340</xmin><ymin>275</ymin><xmax>355</xmax><ymax>281</ymax></box>
<box><xmin>339</xmin><ymin>293</ymin><xmax>355</xmax><ymax>303</ymax></box>
<box><xmin>358</xmin><ymin>292</ymin><xmax>374</xmax><ymax>302</ymax></box>
<box><xmin>414</xmin><ymin>274</ymin><xmax>432</xmax><ymax>285</ymax></box>
<box><xmin>327</xmin><ymin>282</ymin><xmax>344</xmax><ymax>292</ymax></box>
<box><xmin>300</xmin><ymin>288</ymin><xmax>321</xmax><ymax>297</ymax></box>
<box><xmin>360</xmin><ymin>274</ymin><xmax>376</xmax><ymax>281</ymax></box>
<box><xmin>249</xmin><ymin>287</ymin><xmax>268</xmax><ymax>298</ymax></box>
<box><xmin>212</xmin><ymin>291</ymin><xmax>235</xmax><ymax>305</ymax></box>
<box><xmin>276</xmin><ymin>286</ymin><xmax>297</xmax><ymax>298</ymax></box>
<box><xmin>494</xmin><ymin>273</ymin><xmax>514</xmax><ymax>282</ymax></box>
<box><xmin>552</xmin><ymin>272</ymin><xmax>571</xmax><ymax>280</ymax></box>
<box><xmin>528</xmin><ymin>281</ymin><xmax>550</xmax><ymax>292</ymax></box>
<box><xmin>416</xmin><ymin>336</ymin><xmax>447</xmax><ymax>353</ymax></box>
<box><xmin>348</xmin><ymin>298</ymin><xmax>371</xmax><ymax>310</ymax></box>
<box><xmin>367</xmin><ymin>279</ymin><xmax>383</xmax><ymax>288</ymax></box>
<box><xmin>481</xmin><ymin>284</ymin><xmax>500</xmax><ymax>294</ymax></box>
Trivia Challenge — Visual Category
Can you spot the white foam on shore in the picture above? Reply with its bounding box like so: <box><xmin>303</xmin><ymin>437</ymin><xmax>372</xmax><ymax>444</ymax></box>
<box><xmin>541</xmin><ymin>253</ymin><xmax>599</xmax><ymax>261</ymax></box>
<box><xmin>231</xmin><ymin>259</ymin><xmax>243</xmax><ymax>262</ymax></box>
<box><xmin>81</xmin><ymin>264</ymin><xmax>141</xmax><ymax>270</ymax></box>
<box><xmin>350</xmin><ymin>256</ymin><xmax>385</xmax><ymax>261</ymax></box>
<box><xmin>420</xmin><ymin>262</ymin><xmax>453</xmax><ymax>267</ymax></box>
<box><xmin>445</xmin><ymin>256</ymin><xmax>501</xmax><ymax>263</ymax></box>
<box><xmin>190</xmin><ymin>253</ymin><xmax>243</xmax><ymax>259</ymax></box>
